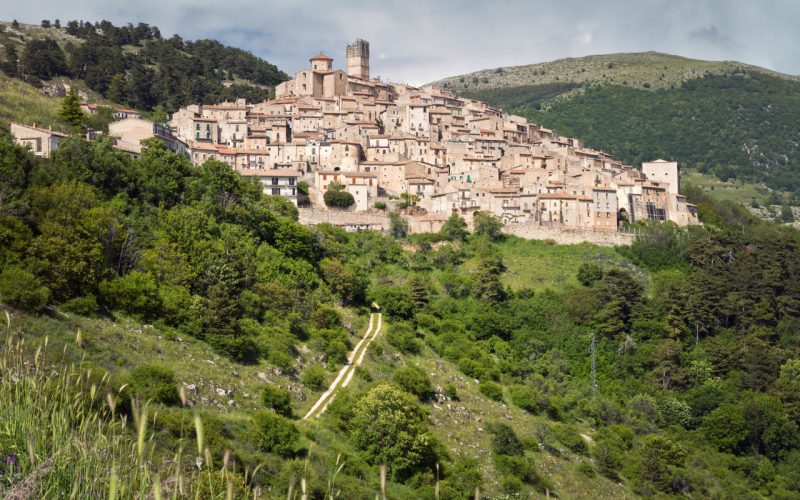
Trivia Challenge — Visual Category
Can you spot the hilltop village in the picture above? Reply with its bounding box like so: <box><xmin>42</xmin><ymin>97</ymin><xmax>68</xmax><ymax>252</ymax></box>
<box><xmin>12</xmin><ymin>39</ymin><xmax>699</xmax><ymax>236</ymax></box>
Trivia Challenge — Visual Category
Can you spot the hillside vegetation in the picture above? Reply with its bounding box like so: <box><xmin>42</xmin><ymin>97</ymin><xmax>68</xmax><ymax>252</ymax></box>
<box><xmin>0</xmin><ymin>19</ymin><xmax>288</xmax><ymax>112</ymax></box>
<box><xmin>437</xmin><ymin>53</ymin><xmax>800</xmax><ymax>201</ymax></box>
<box><xmin>433</xmin><ymin>51</ymin><xmax>799</xmax><ymax>94</ymax></box>
<box><xmin>2</xmin><ymin>126</ymin><xmax>800</xmax><ymax>497</ymax></box>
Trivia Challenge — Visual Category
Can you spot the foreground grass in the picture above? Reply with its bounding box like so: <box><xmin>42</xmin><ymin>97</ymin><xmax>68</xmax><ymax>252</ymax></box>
<box><xmin>0</xmin><ymin>312</ymin><xmax>251</xmax><ymax>498</ymax></box>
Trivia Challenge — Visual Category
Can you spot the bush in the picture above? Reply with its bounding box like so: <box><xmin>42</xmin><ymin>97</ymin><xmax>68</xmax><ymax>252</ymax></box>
<box><xmin>129</xmin><ymin>364</ymin><xmax>179</xmax><ymax>405</ymax></box>
<box><xmin>99</xmin><ymin>271</ymin><xmax>160</xmax><ymax>318</ymax></box>
<box><xmin>323</xmin><ymin>183</ymin><xmax>355</xmax><ymax>208</ymax></box>
<box><xmin>387</xmin><ymin>322</ymin><xmax>422</xmax><ymax>354</ymax></box>
<box><xmin>61</xmin><ymin>294</ymin><xmax>98</xmax><ymax>316</ymax></box>
<box><xmin>302</xmin><ymin>364</ymin><xmax>327</xmax><ymax>390</ymax></box>
<box><xmin>0</xmin><ymin>266</ymin><xmax>50</xmax><ymax>312</ymax></box>
<box><xmin>577</xmin><ymin>262</ymin><xmax>603</xmax><ymax>286</ymax></box>
<box><xmin>207</xmin><ymin>335</ymin><xmax>260</xmax><ymax>364</ymax></box>
<box><xmin>495</xmin><ymin>455</ymin><xmax>551</xmax><ymax>491</ymax></box>
<box><xmin>479</xmin><ymin>381</ymin><xmax>504</xmax><ymax>402</ymax></box>
<box><xmin>510</xmin><ymin>385</ymin><xmax>545</xmax><ymax>414</ymax></box>
<box><xmin>261</xmin><ymin>385</ymin><xmax>293</xmax><ymax>417</ymax></box>
<box><xmin>488</xmin><ymin>422</ymin><xmax>523</xmax><ymax>456</ymax></box>
<box><xmin>444</xmin><ymin>383</ymin><xmax>459</xmax><ymax>400</ymax></box>
<box><xmin>373</xmin><ymin>201</ymin><xmax>387</xmax><ymax>210</ymax></box>
<box><xmin>552</xmin><ymin>426</ymin><xmax>588</xmax><ymax>455</ymax></box>
<box><xmin>250</xmin><ymin>410</ymin><xmax>299</xmax><ymax>457</ymax></box>
<box><xmin>350</xmin><ymin>383</ymin><xmax>436</xmax><ymax>480</ymax></box>
<box><xmin>392</xmin><ymin>365</ymin><xmax>433</xmax><ymax>400</ymax></box>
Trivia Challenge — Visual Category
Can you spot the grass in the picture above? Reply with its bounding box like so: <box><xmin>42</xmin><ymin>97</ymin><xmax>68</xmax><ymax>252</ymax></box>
<box><xmin>0</xmin><ymin>312</ymin><xmax>252</xmax><ymax>498</ymax></box>
<box><xmin>0</xmin><ymin>73</ymin><xmax>64</xmax><ymax>130</ymax></box>
<box><xmin>682</xmin><ymin>169</ymin><xmax>773</xmax><ymax>206</ymax></box>
<box><xmin>492</xmin><ymin>236</ymin><xmax>625</xmax><ymax>292</ymax></box>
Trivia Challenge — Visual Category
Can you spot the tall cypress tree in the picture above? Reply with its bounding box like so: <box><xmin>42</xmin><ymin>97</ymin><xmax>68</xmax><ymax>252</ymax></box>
<box><xmin>59</xmin><ymin>87</ymin><xmax>85</xmax><ymax>129</ymax></box>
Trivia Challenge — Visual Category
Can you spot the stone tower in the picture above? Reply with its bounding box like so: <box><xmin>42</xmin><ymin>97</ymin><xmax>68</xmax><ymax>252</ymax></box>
<box><xmin>346</xmin><ymin>39</ymin><xmax>370</xmax><ymax>80</ymax></box>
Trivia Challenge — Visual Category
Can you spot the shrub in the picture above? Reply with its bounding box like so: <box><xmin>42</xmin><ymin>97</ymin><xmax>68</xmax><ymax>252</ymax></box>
<box><xmin>99</xmin><ymin>271</ymin><xmax>160</xmax><ymax>318</ymax></box>
<box><xmin>61</xmin><ymin>294</ymin><xmax>98</xmax><ymax>316</ymax></box>
<box><xmin>0</xmin><ymin>266</ymin><xmax>50</xmax><ymax>312</ymax></box>
<box><xmin>387</xmin><ymin>322</ymin><xmax>422</xmax><ymax>354</ymax></box>
<box><xmin>302</xmin><ymin>364</ymin><xmax>327</xmax><ymax>390</ymax></box>
<box><xmin>444</xmin><ymin>383</ymin><xmax>459</xmax><ymax>400</ymax></box>
<box><xmin>207</xmin><ymin>335</ymin><xmax>260</xmax><ymax>364</ymax></box>
<box><xmin>488</xmin><ymin>422</ymin><xmax>524</xmax><ymax>456</ymax></box>
<box><xmin>129</xmin><ymin>364</ymin><xmax>179</xmax><ymax>405</ymax></box>
<box><xmin>310</xmin><ymin>305</ymin><xmax>341</xmax><ymax>329</ymax></box>
<box><xmin>323</xmin><ymin>182</ymin><xmax>355</xmax><ymax>208</ymax></box>
<box><xmin>261</xmin><ymin>385</ymin><xmax>293</xmax><ymax>417</ymax></box>
<box><xmin>552</xmin><ymin>426</ymin><xmax>588</xmax><ymax>455</ymax></box>
<box><xmin>250</xmin><ymin>410</ymin><xmax>299</xmax><ymax>457</ymax></box>
<box><xmin>494</xmin><ymin>455</ymin><xmax>551</xmax><ymax>491</ymax></box>
<box><xmin>510</xmin><ymin>385</ymin><xmax>545</xmax><ymax>414</ymax></box>
<box><xmin>479</xmin><ymin>381</ymin><xmax>504</xmax><ymax>402</ymax></box>
<box><xmin>350</xmin><ymin>383</ymin><xmax>436</xmax><ymax>480</ymax></box>
<box><xmin>373</xmin><ymin>201</ymin><xmax>387</xmax><ymax>210</ymax></box>
<box><xmin>577</xmin><ymin>262</ymin><xmax>604</xmax><ymax>287</ymax></box>
<box><xmin>392</xmin><ymin>365</ymin><xmax>433</xmax><ymax>400</ymax></box>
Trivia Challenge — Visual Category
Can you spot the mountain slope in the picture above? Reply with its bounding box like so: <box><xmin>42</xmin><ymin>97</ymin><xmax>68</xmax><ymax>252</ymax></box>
<box><xmin>434</xmin><ymin>53</ymin><xmax>800</xmax><ymax>199</ymax></box>
<box><xmin>0</xmin><ymin>20</ymin><xmax>288</xmax><ymax>112</ymax></box>
<box><xmin>432</xmin><ymin>51</ymin><xmax>799</xmax><ymax>94</ymax></box>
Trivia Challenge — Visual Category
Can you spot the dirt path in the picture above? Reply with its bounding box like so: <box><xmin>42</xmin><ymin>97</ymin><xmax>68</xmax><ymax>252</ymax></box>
<box><xmin>302</xmin><ymin>308</ymin><xmax>382</xmax><ymax>420</ymax></box>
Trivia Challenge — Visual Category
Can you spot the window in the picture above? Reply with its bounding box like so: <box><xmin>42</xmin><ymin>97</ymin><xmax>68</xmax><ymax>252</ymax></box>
<box><xmin>272</xmin><ymin>177</ymin><xmax>279</xmax><ymax>185</ymax></box>
<box><xmin>271</xmin><ymin>188</ymin><xmax>281</xmax><ymax>195</ymax></box>
<box><xmin>289</xmin><ymin>178</ymin><xmax>295</xmax><ymax>186</ymax></box>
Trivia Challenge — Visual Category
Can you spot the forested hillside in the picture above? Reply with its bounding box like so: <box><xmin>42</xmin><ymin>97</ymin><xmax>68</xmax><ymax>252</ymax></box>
<box><xmin>0</xmin><ymin>19</ymin><xmax>288</xmax><ymax>112</ymax></box>
<box><xmin>2</xmin><ymin>122</ymin><xmax>800</xmax><ymax>497</ymax></box>
<box><xmin>438</xmin><ymin>54</ymin><xmax>800</xmax><ymax>201</ymax></box>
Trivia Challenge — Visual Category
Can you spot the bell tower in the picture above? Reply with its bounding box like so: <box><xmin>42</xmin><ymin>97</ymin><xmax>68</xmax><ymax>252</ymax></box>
<box><xmin>346</xmin><ymin>39</ymin><xmax>370</xmax><ymax>80</ymax></box>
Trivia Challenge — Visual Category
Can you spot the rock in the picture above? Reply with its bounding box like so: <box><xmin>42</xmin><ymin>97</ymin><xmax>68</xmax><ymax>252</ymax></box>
<box><xmin>205</xmin><ymin>359</ymin><xmax>216</xmax><ymax>365</ymax></box>
<box><xmin>257</xmin><ymin>372</ymin><xmax>268</xmax><ymax>382</ymax></box>
<box><xmin>215</xmin><ymin>388</ymin><xmax>227</xmax><ymax>397</ymax></box>
<box><xmin>185</xmin><ymin>384</ymin><xmax>197</xmax><ymax>393</ymax></box>
<box><xmin>271</xmin><ymin>367</ymin><xmax>283</xmax><ymax>376</ymax></box>
<box><xmin>227</xmin><ymin>399</ymin><xmax>234</xmax><ymax>406</ymax></box>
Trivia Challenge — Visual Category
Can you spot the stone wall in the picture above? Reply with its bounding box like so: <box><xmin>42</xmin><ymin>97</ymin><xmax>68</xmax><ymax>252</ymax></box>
<box><xmin>502</xmin><ymin>222</ymin><xmax>636</xmax><ymax>247</ymax></box>
<box><xmin>299</xmin><ymin>208</ymin><xmax>390</xmax><ymax>229</ymax></box>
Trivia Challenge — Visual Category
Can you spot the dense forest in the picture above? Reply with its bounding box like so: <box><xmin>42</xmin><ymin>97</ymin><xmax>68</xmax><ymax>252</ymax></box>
<box><xmin>3</xmin><ymin>19</ymin><xmax>288</xmax><ymax>111</ymax></box>
<box><xmin>462</xmin><ymin>72</ymin><xmax>800</xmax><ymax>199</ymax></box>
<box><xmin>1</xmin><ymin>116</ymin><xmax>800</xmax><ymax>497</ymax></box>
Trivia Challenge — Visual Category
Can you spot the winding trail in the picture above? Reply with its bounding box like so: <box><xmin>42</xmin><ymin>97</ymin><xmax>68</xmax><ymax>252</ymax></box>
<box><xmin>302</xmin><ymin>305</ymin><xmax>382</xmax><ymax>420</ymax></box>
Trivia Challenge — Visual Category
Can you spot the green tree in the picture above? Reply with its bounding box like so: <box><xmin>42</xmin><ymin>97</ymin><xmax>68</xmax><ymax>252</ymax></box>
<box><xmin>0</xmin><ymin>266</ymin><xmax>50</xmax><ymax>312</ymax></box>
<box><xmin>473</xmin><ymin>211</ymin><xmax>503</xmax><ymax>240</ymax></box>
<box><xmin>440</xmin><ymin>213</ymin><xmax>468</xmax><ymax>241</ymax></box>
<box><xmin>261</xmin><ymin>385</ymin><xmax>293</xmax><ymax>417</ymax></box>
<box><xmin>472</xmin><ymin>253</ymin><xmax>507</xmax><ymax>303</ymax></box>
<box><xmin>487</xmin><ymin>422</ymin><xmax>524</xmax><ymax>456</ymax></box>
<box><xmin>129</xmin><ymin>364</ymin><xmax>179</xmax><ymax>405</ymax></box>
<box><xmin>392</xmin><ymin>365</ymin><xmax>433</xmax><ymax>400</ymax></box>
<box><xmin>323</xmin><ymin>182</ymin><xmax>355</xmax><ymax>208</ymax></box>
<box><xmin>636</xmin><ymin>435</ymin><xmax>686</xmax><ymax>492</ymax></box>
<box><xmin>780</xmin><ymin>205</ymin><xmax>795</xmax><ymax>223</ymax></box>
<box><xmin>350</xmin><ymin>383</ymin><xmax>436</xmax><ymax>479</ymax></box>
<box><xmin>59</xmin><ymin>87</ymin><xmax>85</xmax><ymax>129</ymax></box>
<box><xmin>577</xmin><ymin>262</ymin><xmax>604</xmax><ymax>287</ymax></box>
<box><xmin>250</xmin><ymin>410</ymin><xmax>298</xmax><ymax>457</ymax></box>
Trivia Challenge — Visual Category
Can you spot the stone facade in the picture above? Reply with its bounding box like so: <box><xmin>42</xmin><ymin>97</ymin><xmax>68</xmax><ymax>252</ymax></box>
<box><xmin>167</xmin><ymin>40</ymin><xmax>700</xmax><ymax>238</ymax></box>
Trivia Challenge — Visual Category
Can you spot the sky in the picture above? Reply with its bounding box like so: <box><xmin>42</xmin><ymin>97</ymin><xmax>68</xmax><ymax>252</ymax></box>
<box><xmin>2</xmin><ymin>0</ymin><xmax>799</xmax><ymax>85</ymax></box>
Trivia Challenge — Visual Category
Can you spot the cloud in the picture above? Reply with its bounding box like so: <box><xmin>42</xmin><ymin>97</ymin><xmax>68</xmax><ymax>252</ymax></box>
<box><xmin>689</xmin><ymin>25</ymin><xmax>736</xmax><ymax>50</ymax></box>
<box><xmin>1</xmin><ymin>0</ymin><xmax>798</xmax><ymax>83</ymax></box>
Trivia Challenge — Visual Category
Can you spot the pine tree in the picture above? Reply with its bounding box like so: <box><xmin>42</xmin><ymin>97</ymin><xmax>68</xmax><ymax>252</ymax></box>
<box><xmin>59</xmin><ymin>87</ymin><xmax>85</xmax><ymax>129</ymax></box>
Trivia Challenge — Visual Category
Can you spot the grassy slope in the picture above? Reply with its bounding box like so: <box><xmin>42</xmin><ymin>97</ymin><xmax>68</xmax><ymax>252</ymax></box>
<box><xmin>432</xmin><ymin>51</ymin><xmax>798</xmax><ymax>94</ymax></box>
<box><xmin>7</xmin><ymin>236</ymin><xmax>639</xmax><ymax>498</ymax></box>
